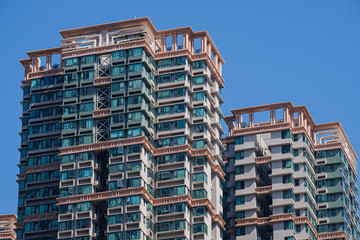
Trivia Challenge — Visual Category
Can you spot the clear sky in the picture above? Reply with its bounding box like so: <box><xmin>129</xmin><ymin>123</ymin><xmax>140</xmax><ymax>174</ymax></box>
<box><xmin>0</xmin><ymin>0</ymin><xmax>359</xmax><ymax>214</ymax></box>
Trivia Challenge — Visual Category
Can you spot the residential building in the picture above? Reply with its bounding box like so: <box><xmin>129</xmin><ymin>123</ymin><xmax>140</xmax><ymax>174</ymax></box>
<box><xmin>0</xmin><ymin>214</ymin><xmax>17</xmax><ymax>240</ymax></box>
<box><xmin>223</xmin><ymin>102</ymin><xmax>360</xmax><ymax>240</ymax></box>
<box><xmin>17</xmin><ymin>17</ymin><xmax>225</xmax><ymax>240</ymax></box>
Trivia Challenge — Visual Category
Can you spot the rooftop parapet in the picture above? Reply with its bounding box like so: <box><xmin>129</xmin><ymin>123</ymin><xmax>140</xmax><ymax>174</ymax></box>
<box><xmin>20</xmin><ymin>17</ymin><xmax>224</xmax><ymax>81</ymax></box>
<box><xmin>224</xmin><ymin>101</ymin><xmax>357</xmax><ymax>169</ymax></box>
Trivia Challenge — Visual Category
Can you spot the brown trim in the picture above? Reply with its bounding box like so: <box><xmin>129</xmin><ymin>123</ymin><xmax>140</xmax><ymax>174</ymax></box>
<box><xmin>56</xmin><ymin>187</ymin><xmax>226</xmax><ymax>229</ymax></box>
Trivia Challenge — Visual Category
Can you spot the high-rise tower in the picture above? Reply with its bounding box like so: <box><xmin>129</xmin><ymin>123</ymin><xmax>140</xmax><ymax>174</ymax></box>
<box><xmin>17</xmin><ymin>17</ymin><xmax>225</xmax><ymax>240</ymax></box>
<box><xmin>223</xmin><ymin>102</ymin><xmax>360</xmax><ymax>240</ymax></box>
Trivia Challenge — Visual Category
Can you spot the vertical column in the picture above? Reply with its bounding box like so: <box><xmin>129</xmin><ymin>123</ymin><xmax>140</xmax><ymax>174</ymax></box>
<box><xmin>270</xmin><ymin>109</ymin><xmax>276</xmax><ymax>124</ymax></box>
<box><xmin>202</xmin><ymin>37</ymin><xmax>208</xmax><ymax>55</ymax></box>
<box><xmin>60</xmin><ymin>54</ymin><xmax>64</xmax><ymax>68</ymax></box>
<box><xmin>249</xmin><ymin>112</ymin><xmax>254</xmax><ymax>127</ymax></box>
<box><xmin>236</xmin><ymin>114</ymin><xmax>243</xmax><ymax>129</ymax></box>
<box><xmin>207</xmin><ymin>43</ymin><xmax>212</xmax><ymax>58</ymax></box>
<box><xmin>24</xmin><ymin>64</ymin><xmax>30</xmax><ymax>80</ymax></box>
<box><xmin>190</xmin><ymin>39</ymin><xmax>194</xmax><ymax>54</ymax></box>
<box><xmin>32</xmin><ymin>57</ymin><xmax>38</xmax><ymax>72</ymax></box>
<box><xmin>46</xmin><ymin>55</ymin><xmax>52</xmax><ymax>70</ymax></box>
<box><xmin>227</xmin><ymin>121</ymin><xmax>233</xmax><ymax>136</ymax></box>
<box><xmin>218</xmin><ymin>61</ymin><xmax>222</xmax><ymax>75</ymax></box>
<box><xmin>298</xmin><ymin>112</ymin><xmax>304</xmax><ymax>126</ymax></box>
<box><xmin>213</xmin><ymin>55</ymin><xmax>219</xmax><ymax>69</ymax></box>
<box><xmin>283</xmin><ymin>108</ymin><xmax>290</xmax><ymax>123</ymax></box>
<box><xmin>183</xmin><ymin>33</ymin><xmax>189</xmax><ymax>50</ymax></box>
<box><xmin>172</xmin><ymin>34</ymin><xmax>176</xmax><ymax>51</ymax></box>
<box><xmin>161</xmin><ymin>36</ymin><xmax>166</xmax><ymax>52</ymax></box>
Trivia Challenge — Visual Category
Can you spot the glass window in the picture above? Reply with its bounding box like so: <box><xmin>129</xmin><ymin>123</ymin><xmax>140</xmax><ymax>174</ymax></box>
<box><xmin>112</xmin><ymin>66</ymin><xmax>125</xmax><ymax>76</ymax></box>
<box><xmin>78</xmin><ymin>185</ymin><xmax>92</xmax><ymax>195</ymax></box>
<box><xmin>128</xmin><ymin>63</ymin><xmax>142</xmax><ymax>73</ymax></box>
<box><xmin>80</xmin><ymin>103</ymin><xmax>93</xmax><ymax>112</ymax></box>
<box><xmin>236</xmin><ymin>196</ymin><xmax>245</xmax><ymax>205</ymax></box>
<box><xmin>109</xmin><ymin>198</ymin><xmax>123</xmax><ymax>208</ymax></box>
<box><xmin>235</xmin><ymin>166</ymin><xmax>244</xmax><ymax>174</ymax></box>
<box><xmin>113</xmin><ymin>50</ymin><xmax>126</xmax><ymax>60</ymax></box>
<box><xmin>112</xmin><ymin>82</ymin><xmax>125</xmax><ymax>92</ymax></box>
<box><xmin>126</xmin><ymin>195</ymin><xmax>141</xmax><ymax>205</ymax></box>
<box><xmin>129</xmin><ymin>48</ymin><xmax>142</xmax><ymax>57</ymax></box>
<box><xmin>235</xmin><ymin>136</ymin><xmax>244</xmax><ymax>145</ymax></box>
<box><xmin>128</xmin><ymin>79</ymin><xmax>142</xmax><ymax>89</ymax></box>
<box><xmin>78</xmin><ymin>168</ymin><xmax>92</xmax><ymax>178</ymax></box>
<box><xmin>79</xmin><ymin>135</ymin><xmax>93</xmax><ymax>145</ymax></box>
<box><xmin>77</xmin><ymin>202</ymin><xmax>91</xmax><ymax>212</ymax></box>
<box><xmin>31</xmin><ymin>78</ymin><xmax>41</xmax><ymax>88</ymax></box>
<box><xmin>65</xmin><ymin>57</ymin><xmax>78</xmax><ymax>67</ymax></box>
<box><xmin>81</xmin><ymin>55</ymin><xmax>95</xmax><ymax>65</ymax></box>
<box><xmin>284</xmin><ymin>220</ymin><xmax>294</xmax><ymax>230</ymax></box>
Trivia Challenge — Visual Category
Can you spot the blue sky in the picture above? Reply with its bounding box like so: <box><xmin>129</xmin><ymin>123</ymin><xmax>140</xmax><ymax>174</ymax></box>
<box><xmin>0</xmin><ymin>0</ymin><xmax>359</xmax><ymax>214</ymax></box>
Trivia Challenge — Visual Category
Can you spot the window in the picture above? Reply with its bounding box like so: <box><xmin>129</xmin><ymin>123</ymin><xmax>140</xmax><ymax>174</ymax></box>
<box><xmin>81</xmin><ymin>55</ymin><xmax>95</xmax><ymax>65</ymax></box>
<box><xmin>235</xmin><ymin>166</ymin><xmax>244</xmax><ymax>174</ymax></box>
<box><xmin>128</xmin><ymin>79</ymin><xmax>142</xmax><ymax>89</ymax></box>
<box><xmin>193</xmin><ymin>223</ymin><xmax>207</xmax><ymax>234</ymax></box>
<box><xmin>193</xmin><ymin>189</ymin><xmax>207</xmax><ymax>199</ymax></box>
<box><xmin>126</xmin><ymin>230</ymin><xmax>140</xmax><ymax>239</ymax></box>
<box><xmin>236</xmin><ymin>211</ymin><xmax>245</xmax><ymax>219</ymax></box>
<box><xmin>65</xmin><ymin>57</ymin><xmax>78</xmax><ymax>67</ymax></box>
<box><xmin>284</xmin><ymin>220</ymin><xmax>294</xmax><ymax>230</ymax></box>
<box><xmin>193</xmin><ymin>207</ymin><xmax>207</xmax><ymax>216</ymax></box>
<box><xmin>282</xmin><ymin>144</ymin><xmax>292</xmax><ymax>154</ymax></box>
<box><xmin>193</xmin><ymin>123</ymin><xmax>205</xmax><ymax>133</ymax></box>
<box><xmin>282</xmin><ymin>160</ymin><xmax>292</xmax><ymax>169</ymax></box>
<box><xmin>80</xmin><ymin>103</ymin><xmax>93</xmax><ymax>112</ymax></box>
<box><xmin>31</xmin><ymin>78</ymin><xmax>41</xmax><ymax>88</ymax></box>
<box><xmin>235</xmin><ymin>136</ymin><xmax>244</xmax><ymax>145</ymax></box>
<box><xmin>192</xmin><ymin>60</ymin><xmax>206</xmax><ymax>69</ymax></box>
<box><xmin>193</xmin><ymin>91</ymin><xmax>205</xmax><ymax>101</ymax></box>
<box><xmin>111</xmin><ymin>130</ymin><xmax>124</xmax><ymax>140</ymax></box>
<box><xmin>193</xmin><ymin>107</ymin><xmax>205</xmax><ymax>117</ymax></box>
<box><xmin>112</xmin><ymin>66</ymin><xmax>125</xmax><ymax>76</ymax></box>
<box><xmin>235</xmin><ymin>151</ymin><xmax>244</xmax><ymax>160</ymax></box>
<box><xmin>128</xmin><ymin>63</ymin><xmax>142</xmax><ymax>73</ymax></box>
<box><xmin>192</xmin><ymin>140</ymin><xmax>205</xmax><ymax>149</ymax></box>
<box><xmin>283</xmin><ymin>190</ymin><xmax>293</xmax><ymax>199</ymax></box>
<box><xmin>193</xmin><ymin>173</ymin><xmax>207</xmax><ymax>183</ymax></box>
<box><xmin>281</xmin><ymin>130</ymin><xmax>291</xmax><ymax>139</ymax></box>
<box><xmin>80</xmin><ymin>70</ymin><xmax>95</xmax><ymax>81</ymax></box>
<box><xmin>236</xmin><ymin>227</ymin><xmax>245</xmax><ymax>236</ymax></box>
<box><xmin>109</xmin><ymin>164</ymin><xmax>124</xmax><ymax>174</ymax></box>
<box><xmin>128</xmin><ymin>112</ymin><xmax>142</xmax><ymax>121</ymax></box>
<box><xmin>109</xmin><ymin>198</ymin><xmax>123</xmax><ymax>208</ymax></box>
<box><xmin>282</xmin><ymin>175</ymin><xmax>293</xmax><ymax>184</ymax></box>
<box><xmin>193</xmin><ymin>76</ymin><xmax>205</xmax><ymax>85</ymax></box>
<box><xmin>113</xmin><ymin>50</ymin><xmax>125</xmax><ymax>60</ymax></box>
<box><xmin>126</xmin><ymin>212</ymin><xmax>140</xmax><ymax>223</ymax></box>
<box><xmin>235</xmin><ymin>181</ymin><xmax>245</xmax><ymax>190</ymax></box>
<box><xmin>78</xmin><ymin>185</ymin><xmax>92</xmax><ymax>195</ymax></box>
<box><xmin>77</xmin><ymin>202</ymin><xmax>91</xmax><ymax>212</ymax></box>
<box><xmin>78</xmin><ymin>168</ymin><xmax>92</xmax><ymax>178</ymax></box>
<box><xmin>112</xmin><ymin>82</ymin><xmax>125</xmax><ymax>92</ymax></box>
<box><xmin>64</xmin><ymin>90</ymin><xmax>77</xmax><ymax>98</ymax></box>
<box><xmin>58</xmin><ymin>205</ymin><xmax>73</xmax><ymax>215</ymax></box>
<box><xmin>77</xmin><ymin>218</ymin><xmax>91</xmax><ymax>229</ymax></box>
<box><xmin>126</xmin><ymin>195</ymin><xmax>141</xmax><ymax>205</ymax></box>
<box><xmin>236</xmin><ymin>196</ymin><xmax>245</xmax><ymax>205</ymax></box>
<box><xmin>64</xmin><ymin>105</ymin><xmax>77</xmax><ymax>115</ymax></box>
<box><xmin>129</xmin><ymin>48</ymin><xmax>142</xmax><ymax>57</ymax></box>
<box><xmin>63</xmin><ymin>121</ymin><xmax>76</xmax><ymax>131</ymax></box>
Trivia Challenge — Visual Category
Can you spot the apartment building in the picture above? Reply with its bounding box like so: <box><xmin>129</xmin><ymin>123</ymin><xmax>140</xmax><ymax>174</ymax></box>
<box><xmin>0</xmin><ymin>214</ymin><xmax>17</xmax><ymax>240</ymax></box>
<box><xmin>17</xmin><ymin>17</ymin><xmax>225</xmax><ymax>240</ymax></box>
<box><xmin>223</xmin><ymin>102</ymin><xmax>360</xmax><ymax>240</ymax></box>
